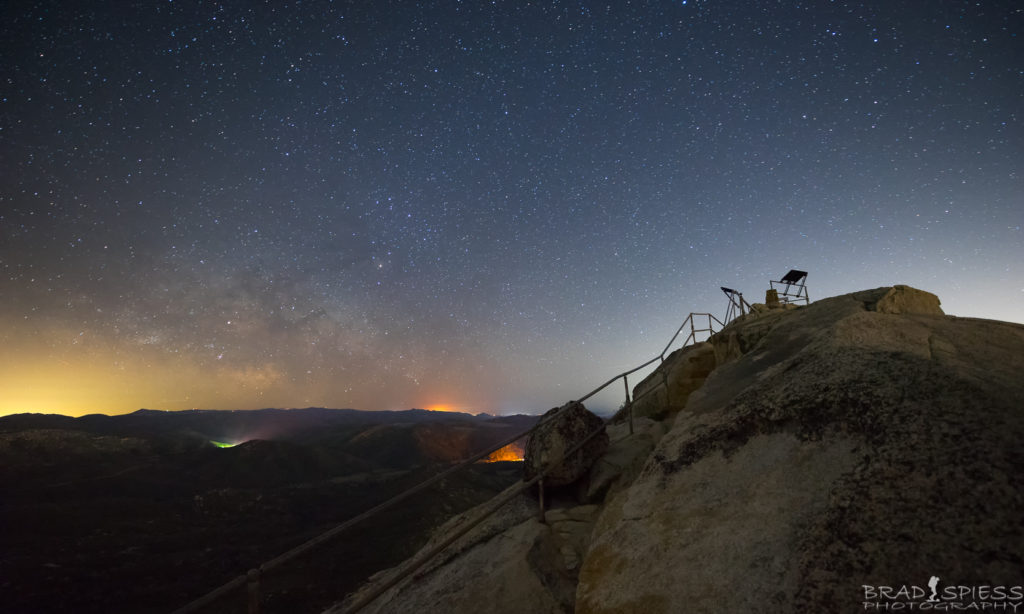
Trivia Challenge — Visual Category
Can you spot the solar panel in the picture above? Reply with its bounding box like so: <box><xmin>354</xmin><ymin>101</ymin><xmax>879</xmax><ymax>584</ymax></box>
<box><xmin>780</xmin><ymin>269</ymin><xmax>807</xmax><ymax>284</ymax></box>
<box><xmin>769</xmin><ymin>269</ymin><xmax>810</xmax><ymax>304</ymax></box>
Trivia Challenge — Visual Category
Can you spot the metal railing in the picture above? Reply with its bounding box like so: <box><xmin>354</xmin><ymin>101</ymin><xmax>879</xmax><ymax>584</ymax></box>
<box><xmin>171</xmin><ymin>311</ymin><xmax>724</xmax><ymax>614</ymax></box>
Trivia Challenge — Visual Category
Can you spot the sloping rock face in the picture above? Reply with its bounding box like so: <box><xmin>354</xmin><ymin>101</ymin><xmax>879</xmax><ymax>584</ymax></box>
<box><xmin>583</xmin><ymin>418</ymin><xmax>666</xmax><ymax>504</ymax></box>
<box><xmin>524</xmin><ymin>401</ymin><xmax>608</xmax><ymax>487</ymax></box>
<box><xmin>577</xmin><ymin>287</ymin><xmax>1024</xmax><ymax>612</ymax></box>
<box><xmin>327</xmin><ymin>420</ymin><xmax>666</xmax><ymax>614</ymax></box>
<box><xmin>330</xmin><ymin>488</ymin><xmax>575</xmax><ymax>614</ymax></box>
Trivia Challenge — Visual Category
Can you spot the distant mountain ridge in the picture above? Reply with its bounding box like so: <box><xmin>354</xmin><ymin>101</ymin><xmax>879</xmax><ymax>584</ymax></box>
<box><xmin>0</xmin><ymin>406</ymin><xmax>530</xmax><ymax>447</ymax></box>
<box><xmin>0</xmin><ymin>406</ymin><xmax>538</xmax><ymax>491</ymax></box>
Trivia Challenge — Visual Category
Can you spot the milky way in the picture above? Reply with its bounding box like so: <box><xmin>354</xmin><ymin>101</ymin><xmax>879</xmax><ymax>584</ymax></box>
<box><xmin>2</xmin><ymin>1</ymin><xmax>1021</xmax><ymax>416</ymax></box>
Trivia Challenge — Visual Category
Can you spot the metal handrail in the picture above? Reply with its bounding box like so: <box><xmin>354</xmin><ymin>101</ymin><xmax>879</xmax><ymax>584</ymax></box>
<box><xmin>342</xmin><ymin>422</ymin><xmax>610</xmax><ymax>613</ymax></box>
<box><xmin>171</xmin><ymin>311</ymin><xmax>722</xmax><ymax>614</ymax></box>
<box><xmin>172</xmin><ymin>412</ymin><xmax>560</xmax><ymax>614</ymax></box>
<box><xmin>339</xmin><ymin>312</ymin><xmax>722</xmax><ymax>613</ymax></box>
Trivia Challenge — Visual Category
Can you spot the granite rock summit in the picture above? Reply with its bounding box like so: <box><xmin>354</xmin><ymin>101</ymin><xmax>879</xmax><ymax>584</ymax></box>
<box><xmin>329</xmin><ymin>286</ymin><xmax>1024</xmax><ymax>614</ymax></box>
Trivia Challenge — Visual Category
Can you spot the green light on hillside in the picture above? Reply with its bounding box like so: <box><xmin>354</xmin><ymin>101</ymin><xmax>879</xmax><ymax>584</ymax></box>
<box><xmin>210</xmin><ymin>440</ymin><xmax>237</xmax><ymax>448</ymax></box>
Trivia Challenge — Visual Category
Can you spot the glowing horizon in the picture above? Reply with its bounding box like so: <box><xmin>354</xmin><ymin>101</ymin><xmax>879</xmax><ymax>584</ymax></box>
<box><xmin>0</xmin><ymin>358</ymin><xmax>499</xmax><ymax>419</ymax></box>
<box><xmin>1</xmin><ymin>2</ymin><xmax>1021</xmax><ymax>428</ymax></box>
<box><xmin>423</xmin><ymin>403</ymin><xmax>465</xmax><ymax>413</ymax></box>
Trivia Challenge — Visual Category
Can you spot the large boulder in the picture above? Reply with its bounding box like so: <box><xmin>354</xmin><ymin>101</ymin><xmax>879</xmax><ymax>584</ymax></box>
<box><xmin>871</xmin><ymin>284</ymin><xmax>944</xmax><ymax>315</ymax></box>
<box><xmin>524</xmin><ymin>402</ymin><xmax>608</xmax><ymax>488</ymax></box>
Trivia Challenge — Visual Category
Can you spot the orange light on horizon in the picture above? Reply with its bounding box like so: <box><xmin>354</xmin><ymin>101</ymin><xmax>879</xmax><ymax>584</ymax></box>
<box><xmin>425</xmin><ymin>404</ymin><xmax>456</xmax><ymax>413</ymax></box>
<box><xmin>0</xmin><ymin>359</ymin><xmax>142</xmax><ymax>417</ymax></box>
<box><xmin>481</xmin><ymin>442</ymin><xmax>525</xmax><ymax>462</ymax></box>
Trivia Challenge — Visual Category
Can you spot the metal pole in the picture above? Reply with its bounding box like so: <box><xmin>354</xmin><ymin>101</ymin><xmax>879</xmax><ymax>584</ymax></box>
<box><xmin>662</xmin><ymin>370</ymin><xmax>670</xmax><ymax>406</ymax></box>
<box><xmin>623</xmin><ymin>375</ymin><xmax>633</xmax><ymax>435</ymax></box>
<box><xmin>247</xmin><ymin>568</ymin><xmax>260</xmax><ymax>614</ymax></box>
<box><xmin>537</xmin><ymin>477</ymin><xmax>546</xmax><ymax>524</ymax></box>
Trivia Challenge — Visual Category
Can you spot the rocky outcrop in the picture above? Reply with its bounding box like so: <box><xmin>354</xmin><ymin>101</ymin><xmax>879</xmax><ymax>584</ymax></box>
<box><xmin>328</xmin><ymin>286</ymin><xmax>1024</xmax><ymax>614</ymax></box>
<box><xmin>711</xmin><ymin>307</ymin><xmax>793</xmax><ymax>365</ymax></box>
<box><xmin>329</xmin><ymin>421</ymin><xmax>663</xmax><ymax>614</ymax></box>
<box><xmin>629</xmin><ymin>342</ymin><xmax>716</xmax><ymax>420</ymax></box>
<box><xmin>524</xmin><ymin>401</ymin><xmax>608</xmax><ymax>488</ymax></box>
<box><xmin>577</xmin><ymin>287</ymin><xmax>1022</xmax><ymax>612</ymax></box>
<box><xmin>327</xmin><ymin>419</ymin><xmax>665</xmax><ymax>614</ymax></box>
<box><xmin>871</xmin><ymin>284</ymin><xmax>944</xmax><ymax>315</ymax></box>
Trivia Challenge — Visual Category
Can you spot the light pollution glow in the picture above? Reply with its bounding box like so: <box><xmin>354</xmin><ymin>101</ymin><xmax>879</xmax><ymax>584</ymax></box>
<box><xmin>0</xmin><ymin>326</ymin><xmax>505</xmax><ymax>418</ymax></box>
<box><xmin>0</xmin><ymin>355</ymin><xmax>484</xmax><ymax>418</ymax></box>
<box><xmin>2</xmin><ymin>3</ymin><xmax>1021</xmax><ymax>420</ymax></box>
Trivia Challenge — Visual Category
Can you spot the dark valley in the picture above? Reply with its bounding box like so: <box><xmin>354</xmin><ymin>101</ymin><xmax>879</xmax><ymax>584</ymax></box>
<box><xmin>0</xmin><ymin>407</ymin><xmax>536</xmax><ymax>613</ymax></box>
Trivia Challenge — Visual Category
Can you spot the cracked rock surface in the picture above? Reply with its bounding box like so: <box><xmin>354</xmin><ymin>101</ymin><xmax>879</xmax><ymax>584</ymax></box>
<box><xmin>578</xmin><ymin>287</ymin><xmax>1024</xmax><ymax>613</ymax></box>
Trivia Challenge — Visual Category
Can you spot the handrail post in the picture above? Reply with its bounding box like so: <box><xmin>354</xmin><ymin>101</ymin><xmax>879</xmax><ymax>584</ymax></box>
<box><xmin>247</xmin><ymin>568</ymin><xmax>261</xmax><ymax>614</ymax></box>
<box><xmin>537</xmin><ymin>477</ymin><xmax>546</xmax><ymax>524</ymax></box>
<box><xmin>661</xmin><ymin>369</ymin><xmax>670</xmax><ymax>406</ymax></box>
<box><xmin>623</xmin><ymin>375</ymin><xmax>633</xmax><ymax>435</ymax></box>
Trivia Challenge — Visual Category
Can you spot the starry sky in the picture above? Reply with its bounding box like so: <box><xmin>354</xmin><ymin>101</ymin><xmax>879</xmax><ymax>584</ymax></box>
<box><xmin>1</xmin><ymin>1</ymin><xmax>1021</xmax><ymax>418</ymax></box>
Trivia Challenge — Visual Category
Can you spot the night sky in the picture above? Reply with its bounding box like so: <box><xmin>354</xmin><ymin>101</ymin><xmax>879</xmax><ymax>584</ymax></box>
<box><xmin>2</xmin><ymin>1</ymin><xmax>1021</xmax><ymax>417</ymax></box>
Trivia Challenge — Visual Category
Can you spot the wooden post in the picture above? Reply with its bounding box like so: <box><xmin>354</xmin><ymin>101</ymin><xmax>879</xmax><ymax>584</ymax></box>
<box><xmin>247</xmin><ymin>568</ymin><xmax>260</xmax><ymax>614</ymax></box>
